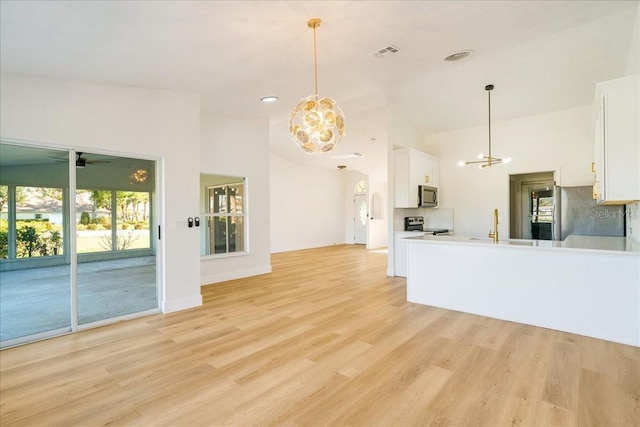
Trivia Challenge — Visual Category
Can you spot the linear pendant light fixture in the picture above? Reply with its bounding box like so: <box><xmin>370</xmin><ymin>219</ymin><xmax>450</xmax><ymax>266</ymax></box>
<box><xmin>459</xmin><ymin>84</ymin><xmax>511</xmax><ymax>169</ymax></box>
<box><xmin>289</xmin><ymin>18</ymin><xmax>346</xmax><ymax>154</ymax></box>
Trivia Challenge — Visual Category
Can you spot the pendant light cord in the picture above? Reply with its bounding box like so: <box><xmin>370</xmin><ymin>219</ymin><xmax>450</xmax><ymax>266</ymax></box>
<box><xmin>488</xmin><ymin>87</ymin><xmax>491</xmax><ymax>162</ymax></box>
<box><xmin>313</xmin><ymin>24</ymin><xmax>318</xmax><ymax>100</ymax></box>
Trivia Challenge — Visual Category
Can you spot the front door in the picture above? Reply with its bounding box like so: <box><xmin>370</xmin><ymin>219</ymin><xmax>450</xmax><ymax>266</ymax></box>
<box><xmin>353</xmin><ymin>194</ymin><xmax>367</xmax><ymax>245</ymax></box>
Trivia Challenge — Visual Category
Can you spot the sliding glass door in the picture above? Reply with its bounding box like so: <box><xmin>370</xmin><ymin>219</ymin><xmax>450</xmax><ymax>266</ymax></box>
<box><xmin>0</xmin><ymin>144</ymin><xmax>72</xmax><ymax>344</ymax></box>
<box><xmin>0</xmin><ymin>143</ymin><xmax>159</xmax><ymax>347</ymax></box>
<box><xmin>75</xmin><ymin>152</ymin><xmax>157</xmax><ymax>325</ymax></box>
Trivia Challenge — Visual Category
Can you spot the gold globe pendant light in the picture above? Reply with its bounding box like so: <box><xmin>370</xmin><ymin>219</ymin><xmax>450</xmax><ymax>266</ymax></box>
<box><xmin>289</xmin><ymin>18</ymin><xmax>345</xmax><ymax>154</ymax></box>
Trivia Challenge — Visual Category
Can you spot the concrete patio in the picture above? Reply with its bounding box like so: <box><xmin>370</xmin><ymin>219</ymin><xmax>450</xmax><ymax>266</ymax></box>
<box><xmin>0</xmin><ymin>256</ymin><xmax>157</xmax><ymax>343</ymax></box>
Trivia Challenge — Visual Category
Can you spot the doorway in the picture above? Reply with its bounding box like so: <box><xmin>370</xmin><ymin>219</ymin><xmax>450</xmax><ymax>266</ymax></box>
<box><xmin>0</xmin><ymin>142</ymin><xmax>160</xmax><ymax>347</ymax></box>
<box><xmin>353</xmin><ymin>180</ymin><xmax>367</xmax><ymax>245</ymax></box>
<box><xmin>509</xmin><ymin>172</ymin><xmax>556</xmax><ymax>240</ymax></box>
<box><xmin>75</xmin><ymin>151</ymin><xmax>158</xmax><ymax>326</ymax></box>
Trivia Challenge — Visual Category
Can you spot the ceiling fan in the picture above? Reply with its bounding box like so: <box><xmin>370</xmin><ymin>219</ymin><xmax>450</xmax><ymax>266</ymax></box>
<box><xmin>74</xmin><ymin>152</ymin><xmax>111</xmax><ymax>168</ymax></box>
<box><xmin>50</xmin><ymin>152</ymin><xmax>111</xmax><ymax>168</ymax></box>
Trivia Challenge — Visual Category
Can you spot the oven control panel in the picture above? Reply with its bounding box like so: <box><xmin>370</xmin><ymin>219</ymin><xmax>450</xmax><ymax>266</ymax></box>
<box><xmin>404</xmin><ymin>216</ymin><xmax>424</xmax><ymax>231</ymax></box>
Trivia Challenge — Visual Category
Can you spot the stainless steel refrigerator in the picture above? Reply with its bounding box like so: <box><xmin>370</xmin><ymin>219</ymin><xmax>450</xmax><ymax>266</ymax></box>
<box><xmin>553</xmin><ymin>185</ymin><xmax>625</xmax><ymax>241</ymax></box>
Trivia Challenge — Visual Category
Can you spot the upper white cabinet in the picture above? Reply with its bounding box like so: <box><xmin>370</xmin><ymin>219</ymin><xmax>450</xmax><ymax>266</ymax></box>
<box><xmin>394</xmin><ymin>148</ymin><xmax>440</xmax><ymax>208</ymax></box>
<box><xmin>423</xmin><ymin>154</ymin><xmax>440</xmax><ymax>190</ymax></box>
<box><xmin>593</xmin><ymin>74</ymin><xmax>640</xmax><ymax>205</ymax></box>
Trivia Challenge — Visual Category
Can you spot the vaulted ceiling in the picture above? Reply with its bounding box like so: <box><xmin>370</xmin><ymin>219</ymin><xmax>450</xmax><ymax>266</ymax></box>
<box><xmin>1</xmin><ymin>1</ymin><xmax>638</xmax><ymax>174</ymax></box>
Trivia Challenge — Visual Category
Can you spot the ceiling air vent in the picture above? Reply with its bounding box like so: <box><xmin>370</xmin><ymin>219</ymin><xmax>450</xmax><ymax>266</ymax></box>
<box><xmin>370</xmin><ymin>45</ymin><xmax>400</xmax><ymax>58</ymax></box>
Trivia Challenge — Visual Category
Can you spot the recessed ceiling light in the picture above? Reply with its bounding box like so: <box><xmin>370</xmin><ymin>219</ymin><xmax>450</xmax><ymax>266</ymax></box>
<box><xmin>444</xmin><ymin>50</ymin><xmax>473</xmax><ymax>62</ymax></box>
<box><xmin>261</xmin><ymin>96</ymin><xmax>278</xmax><ymax>103</ymax></box>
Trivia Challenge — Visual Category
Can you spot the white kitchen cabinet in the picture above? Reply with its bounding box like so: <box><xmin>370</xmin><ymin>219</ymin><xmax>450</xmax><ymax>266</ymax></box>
<box><xmin>427</xmin><ymin>156</ymin><xmax>440</xmax><ymax>189</ymax></box>
<box><xmin>394</xmin><ymin>231</ymin><xmax>425</xmax><ymax>277</ymax></box>
<box><xmin>593</xmin><ymin>74</ymin><xmax>640</xmax><ymax>205</ymax></box>
<box><xmin>394</xmin><ymin>148</ymin><xmax>440</xmax><ymax>208</ymax></box>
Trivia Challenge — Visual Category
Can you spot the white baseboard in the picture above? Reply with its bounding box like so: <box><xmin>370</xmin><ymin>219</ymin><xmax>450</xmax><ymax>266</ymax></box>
<box><xmin>200</xmin><ymin>265</ymin><xmax>272</xmax><ymax>286</ymax></box>
<box><xmin>162</xmin><ymin>294</ymin><xmax>203</xmax><ymax>313</ymax></box>
<box><xmin>270</xmin><ymin>241</ymin><xmax>347</xmax><ymax>254</ymax></box>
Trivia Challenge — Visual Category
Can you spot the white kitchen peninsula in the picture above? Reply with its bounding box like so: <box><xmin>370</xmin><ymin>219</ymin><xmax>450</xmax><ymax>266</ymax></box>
<box><xmin>406</xmin><ymin>235</ymin><xmax>640</xmax><ymax>347</ymax></box>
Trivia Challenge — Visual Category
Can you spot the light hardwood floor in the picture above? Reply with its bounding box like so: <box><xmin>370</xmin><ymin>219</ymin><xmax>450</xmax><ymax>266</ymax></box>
<box><xmin>1</xmin><ymin>245</ymin><xmax>639</xmax><ymax>426</ymax></box>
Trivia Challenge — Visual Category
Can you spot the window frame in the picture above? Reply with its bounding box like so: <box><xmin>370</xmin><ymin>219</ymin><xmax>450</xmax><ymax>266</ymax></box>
<box><xmin>202</xmin><ymin>180</ymin><xmax>247</xmax><ymax>258</ymax></box>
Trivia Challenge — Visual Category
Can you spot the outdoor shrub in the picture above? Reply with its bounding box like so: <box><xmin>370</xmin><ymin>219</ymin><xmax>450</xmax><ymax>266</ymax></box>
<box><xmin>80</xmin><ymin>211</ymin><xmax>90</xmax><ymax>225</ymax></box>
<box><xmin>17</xmin><ymin>226</ymin><xmax>38</xmax><ymax>257</ymax></box>
<box><xmin>0</xmin><ymin>220</ymin><xmax>7</xmax><ymax>258</ymax></box>
<box><xmin>96</xmin><ymin>216</ymin><xmax>111</xmax><ymax>227</ymax></box>
<box><xmin>49</xmin><ymin>230</ymin><xmax>62</xmax><ymax>255</ymax></box>
<box><xmin>0</xmin><ymin>229</ymin><xmax>8</xmax><ymax>259</ymax></box>
<box><xmin>11</xmin><ymin>221</ymin><xmax>65</xmax><ymax>258</ymax></box>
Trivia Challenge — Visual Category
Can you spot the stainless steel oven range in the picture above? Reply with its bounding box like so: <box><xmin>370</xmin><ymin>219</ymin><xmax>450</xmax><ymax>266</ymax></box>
<box><xmin>404</xmin><ymin>216</ymin><xmax>450</xmax><ymax>235</ymax></box>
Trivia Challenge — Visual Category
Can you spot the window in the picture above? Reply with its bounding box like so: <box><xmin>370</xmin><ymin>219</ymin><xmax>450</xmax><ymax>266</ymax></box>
<box><xmin>76</xmin><ymin>189</ymin><xmax>151</xmax><ymax>253</ymax></box>
<box><xmin>115</xmin><ymin>191</ymin><xmax>150</xmax><ymax>250</ymax></box>
<box><xmin>354</xmin><ymin>180</ymin><xmax>367</xmax><ymax>194</ymax></box>
<box><xmin>0</xmin><ymin>186</ymin><xmax>66</xmax><ymax>259</ymax></box>
<box><xmin>76</xmin><ymin>189</ymin><xmax>112</xmax><ymax>253</ymax></box>
<box><xmin>202</xmin><ymin>177</ymin><xmax>246</xmax><ymax>256</ymax></box>
<box><xmin>0</xmin><ymin>185</ymin><xmax>8</xmax><ymax>259</ymax></box>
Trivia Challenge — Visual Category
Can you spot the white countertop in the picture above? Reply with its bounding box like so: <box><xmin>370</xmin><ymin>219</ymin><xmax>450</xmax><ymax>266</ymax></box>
<box><xmin>403</xmin><ymin>233</ymin><xmax>640</xmax><ymax>254</ymax></box>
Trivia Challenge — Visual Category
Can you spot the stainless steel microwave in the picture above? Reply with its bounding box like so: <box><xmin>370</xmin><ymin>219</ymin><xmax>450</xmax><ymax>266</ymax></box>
<box><xmin>419</xmin><ymin>185</ymin><xmax>438</xmax><ymax>207</ymax></box>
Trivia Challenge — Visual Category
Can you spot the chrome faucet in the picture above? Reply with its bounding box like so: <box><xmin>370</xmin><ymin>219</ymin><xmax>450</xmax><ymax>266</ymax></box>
<box><xmin>488</xmin><ymin>208</ymin><xmax>499</xmax><ymax>242</ymax></box>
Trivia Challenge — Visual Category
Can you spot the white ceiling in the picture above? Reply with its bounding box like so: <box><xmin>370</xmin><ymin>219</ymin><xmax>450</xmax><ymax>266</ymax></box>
<box><xmin>1</xmin><ymin>1</ymin><xmax>638</xmax><ymax>174</ymax></box>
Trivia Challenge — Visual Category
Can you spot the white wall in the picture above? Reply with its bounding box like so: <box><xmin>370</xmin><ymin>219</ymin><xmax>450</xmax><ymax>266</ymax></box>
<box><xmin>0</xmin><ymin>74</ymin><xmax>202</xmax><ymax>312</ymax></box>
<box><xmin>387</xmin><ymin>104</ymin><xmax>431</xmax><ymax>274</ymax></box>
<box><xmin>424</xmin><ymin>105</ymin><xmax>594</xmax><ymax>238</ymax></box>
<box><xmin>626</xmin><ymin>3</ymin><xmax>640</xmax><ymax>76</ymax></box>
<box><xmin>199</xmin><ymin>113</ymin><xmax>272</xmax><ymax>284</ymax></box>
<box><xmin>347</xmin><ymin>105</ymin><xmax>390</xmax><ymax>251</ymax></box>
<box><xmin>367</xmin><ymin>177</ymin><xmax>388</xmax><ymax>250</ymax></box>
<box><xmin>270</xmin><ymin>153</ymin><xmax>346</xmax><ymax>253</ymax></box>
